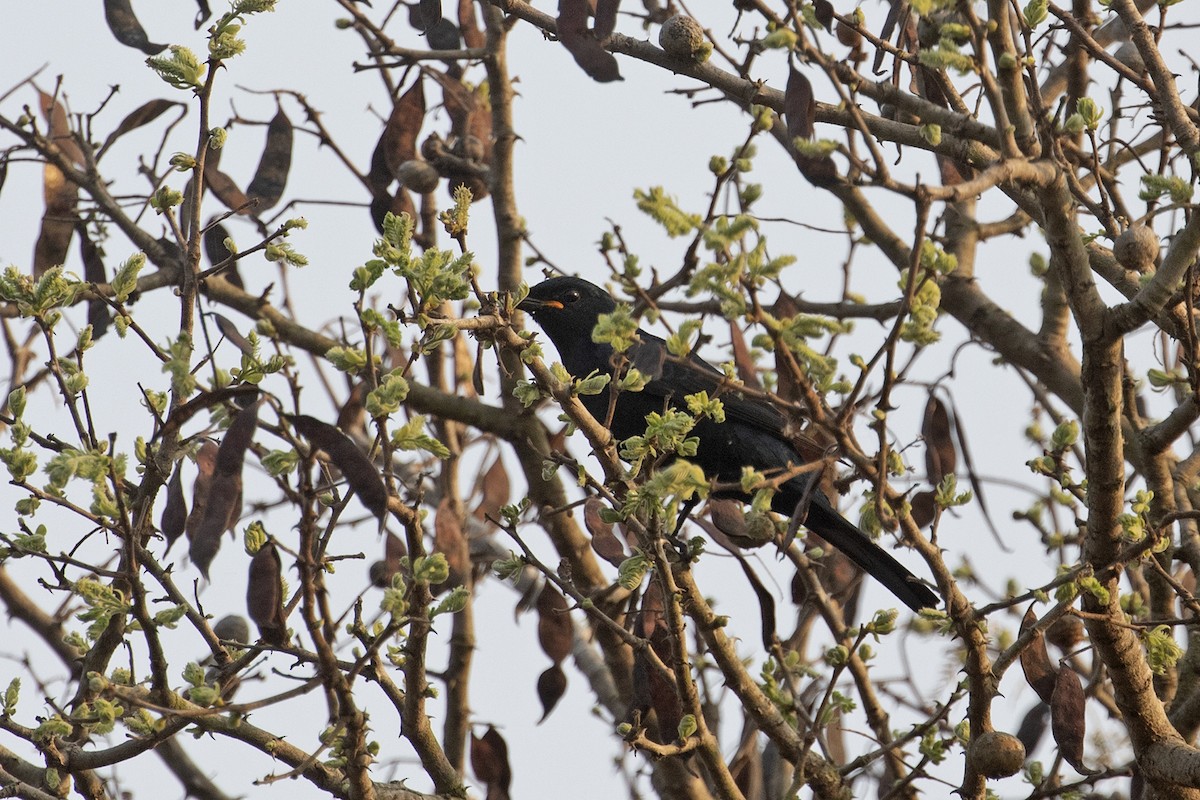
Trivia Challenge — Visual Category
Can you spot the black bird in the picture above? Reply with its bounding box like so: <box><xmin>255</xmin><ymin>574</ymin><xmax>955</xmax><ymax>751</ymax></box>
<box><xmin>519</xmin><ymin>276</ymin><xmax>938</xmax><ymax>612</ymax></box>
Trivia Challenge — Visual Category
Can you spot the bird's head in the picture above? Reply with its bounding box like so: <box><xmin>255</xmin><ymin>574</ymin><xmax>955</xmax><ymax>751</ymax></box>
<box><xmin>518</xmin><ymin>276</ymin><xmax>618</xmax><ymax>348</ymax></box>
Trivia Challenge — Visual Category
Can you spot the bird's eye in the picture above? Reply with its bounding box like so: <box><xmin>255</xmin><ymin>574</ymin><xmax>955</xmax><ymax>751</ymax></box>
<box><xmin>562</xmin><ymin>289</ymin><xmax>581</xmax><ymax>303</ymax></box>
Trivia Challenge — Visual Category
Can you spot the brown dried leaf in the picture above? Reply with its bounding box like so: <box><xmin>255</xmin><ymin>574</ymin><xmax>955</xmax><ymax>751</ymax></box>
<box><xmin>104</xmin><ymin>0</ymin><xmax>166</xmax><ymax>54</ymax></box>
<box><xmin>536</xmin><ymin>585</ymin><xmax>572</xmax><ymax>664</ymax></box>
<box><xmin>99</xmin><ymin>99</ymin><xmax>182</xmax><ymax>156</ymax></box>
<box><xmin>161</xmin><ymin>460</ymin><xmax>188</xmax><ymax>553</ymax></box>
<box><xmin>472</xmin><ymin>457</ymin><xmax>510</xmax><ymax>524</ymax></box>
<box><xmin>1019</xmin><ymin>606</ymin><xmax>1058</xmax><ymax>704</ymax></box>
<box><xmin>247</xmin><ymin>542</ymin><xmax>288</xmax><ymax>646</ymax></box>
<box><xmin>245</xmin><ymin>109</ymin><xmax>293</xmax><ymax>211</ymax></box>
<box><xmin>584</xmin><ymin>496</ymin><xmax>625</xmax><ymax>566</ymax></box>
<box><xmin>536</xmin><ymin>663</ymin><xmax>568</xmax><ymax>723</ymax></box>
<box><xmin>470</xmin><ymin>726</ymin><xmax>512</xmax><ymax>797</ymax></box>
<box><xmin>557</xmin><ymin>0</ymin><xmax>623</xmax><ymax>82</ymax></box>
<box><xmin>434</xmin><ymin>498</ymin><xmax>469</xmax><ymax>592</ymax></box>
<box><xmin>288</xmin><ymin>414</ymin><xmax>389</xmax><ymax>519</ymax></box>
<box><xmin>1051</xmin><ymin>666</ymin><xmax>1088</xmax><ymax>773</ymax></box>
<box><xmin>922</xmin><ymin>393</ymin><xmax>957</xmax><ymax>485</ymax></box>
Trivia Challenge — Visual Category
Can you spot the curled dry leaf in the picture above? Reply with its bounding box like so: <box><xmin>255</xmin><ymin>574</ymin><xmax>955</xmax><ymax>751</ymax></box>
<box><xmin>1050</xmin><ymin>665</ymin><xmax>1089</xmax><ymax>773</ymax></box>
<box><xmin>470</xmin><ymin>725</ymin><xmax>512</xmax><ymax>798</ymax></box>
<box><xmin>104</xmin><ymin>0</ymin><xmax>167</xmax><ymax>54</ymax></box>
<box><xmin>557</xmin><ymin>0</ymin><xmax>622</xmax><ymax>83</ymax></box>
<box><xmin>535</xmin><ymin>584</ymin><xmax>572</xmax><ymax>664</ymax></box>
<box><xmin>161</xmin><ymin>460</ymin><xmax>188</xmax><ymax>553</ymax></box>
<box><xmin>245</xmin><ymin>109</ymin><xmax>293</xmax><ymax>211</ymax></box>
<box><xmin>287</xmin><ymin>414</ymin><xmax>389</xmax><ymax>519</ymax></box>
<box><xmin>584</xmin><ymin>496</ymin><xmax>626</xmax><ymax>566</ymax></box>
<box><xmin>536</xmin><ymin>662</ymin><xmax>568</xmax><ymax>724</ymax></box>
<box><xmin>247</xmin><ymin>542</ymin><xmax>288</xmax><ymax>646</ymax></box>
<box><xmin>1019</xmin><ymin>606</ymin><xmax>1058</xmax><ymax>704</ymax></box>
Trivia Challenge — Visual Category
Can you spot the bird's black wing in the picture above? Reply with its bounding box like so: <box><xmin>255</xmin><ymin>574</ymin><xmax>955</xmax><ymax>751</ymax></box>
<box><xmin>627</xmin><ymin>332</ymin><xmax>792</xmax><ymax>437</ymax></box>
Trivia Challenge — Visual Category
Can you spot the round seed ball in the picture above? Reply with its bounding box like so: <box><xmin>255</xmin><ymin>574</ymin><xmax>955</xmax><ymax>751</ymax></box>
<box><xmin>1114</xmin><ymin>223</ymin><xmax>1160</xmax><ymax>272</ymax></box>
<box><xmin>659</xmin><ymin>15</ymin><xmax>710</xmax><ymax>63</ymax></box>
<box><xmin>395</xmin><ymin>160</ymin><xmax>441</xmax><ymax>193</ymax></box>
<box><xmin>968</xmin><ymin>731</ymin><xmax>1026</xmax><ymax>779</ymax></box>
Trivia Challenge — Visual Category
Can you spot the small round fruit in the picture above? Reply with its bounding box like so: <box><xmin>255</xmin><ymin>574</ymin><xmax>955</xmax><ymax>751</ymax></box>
<box><xmin>395</xmin><ymin>160</ymin><xmax>440</xmax><ymax>193</ymax></box>
<box><xmin>968</xmin><ymin>731</ymin><xmax>1026</xmax><ymax>779</ymax></box>
<box><xmin>659</xmin><ymin>15</ymin><xmax>710</xmax><ymax>62</ymax></box>
<box><xmin>1114</xmin><ymin>223</ymin><xmax>1160</xmax><ymax>272</ymax></box>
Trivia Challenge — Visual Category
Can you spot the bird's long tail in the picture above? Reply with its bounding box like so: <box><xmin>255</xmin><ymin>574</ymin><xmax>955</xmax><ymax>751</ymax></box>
<box><xmin>797</xmin><ymin>497</ymin><xmax>939</xmax><ymax>612</ymax></box>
